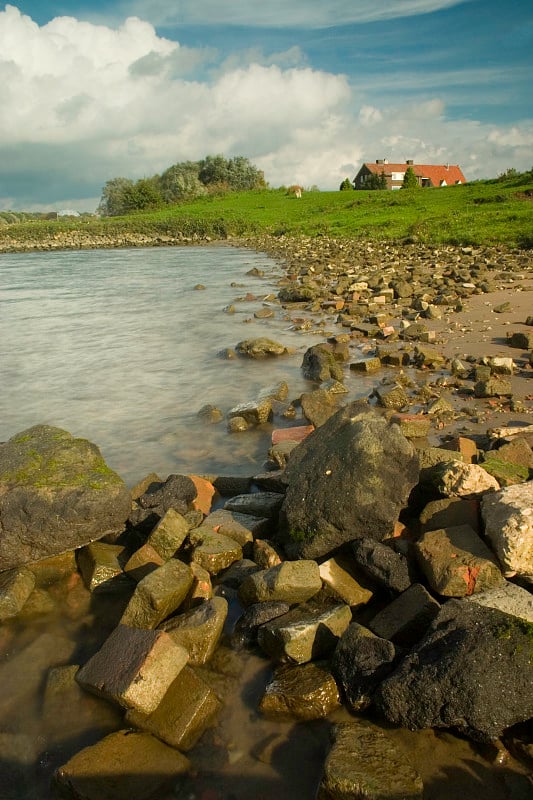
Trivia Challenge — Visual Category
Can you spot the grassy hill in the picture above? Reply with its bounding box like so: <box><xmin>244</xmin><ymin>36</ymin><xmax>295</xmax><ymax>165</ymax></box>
<box><xmin>1</xmin><ymin>172</ymin><xmax>532</xmax><ymax>250</ymax></box>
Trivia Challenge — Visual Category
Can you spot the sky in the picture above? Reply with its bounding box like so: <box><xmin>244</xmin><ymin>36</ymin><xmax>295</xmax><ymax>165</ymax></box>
<box><xmin>0</xmin><ymin>1</ymin><xmax>532</xmax><ymax>211</ymax></box>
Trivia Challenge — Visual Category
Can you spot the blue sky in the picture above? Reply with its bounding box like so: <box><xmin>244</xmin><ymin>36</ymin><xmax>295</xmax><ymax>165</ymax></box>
<box><xmin>1</xmin><ymin>0</ymin><xmax>532</xmax><ymax>210</ymax></box>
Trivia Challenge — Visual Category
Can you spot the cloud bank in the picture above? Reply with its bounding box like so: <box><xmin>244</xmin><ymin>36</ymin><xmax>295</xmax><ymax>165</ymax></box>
<box><xmin>0</xmin><ymin>4</ymin><xmax>531</xmax><ymax>211</ymax></box>
<box><xmin>119</xmin><ymin>0</ymin><xmax>472</xmax><ymax>29</ymax></box>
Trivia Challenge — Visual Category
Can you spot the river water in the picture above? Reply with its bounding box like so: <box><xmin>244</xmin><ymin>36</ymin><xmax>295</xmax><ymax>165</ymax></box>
<box><xmin>0</xmin><ymin>244</ymin><xmax>376</xmax><ymax>485</ymax></box>
<box><xmin>0</xmin><ymin>245</ymin><xmax>531</xmax><ymax>799</ymax></box>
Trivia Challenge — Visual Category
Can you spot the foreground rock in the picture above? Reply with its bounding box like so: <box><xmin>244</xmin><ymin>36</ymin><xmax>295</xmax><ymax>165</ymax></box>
<box><xmin>53</xmin><ymin>730</ymin><xmax>190</xmax><ymax>800</ymax></box>
<box><xmin>0</xmin><ymin>425</ymin><xmax>131</xmax><ymax>571</ymax></box>
<box><xmin>278</xmin><ymin>403</ymin><xmax>419</xmax><ymax>559</ymax></box>
<box><xmin>317</xmin><ymin>721</ymin><xmax>423</xmax><ymax>800</ymax></box>
<box><xmin>375</xmin><ymin>599</ymin><xmax>533</xmax><ymax>741</ymax></box>
<box><xmin>481</xmin><ymin>482</ymin><xmax>533</xmax><ymax>580</ymax></box>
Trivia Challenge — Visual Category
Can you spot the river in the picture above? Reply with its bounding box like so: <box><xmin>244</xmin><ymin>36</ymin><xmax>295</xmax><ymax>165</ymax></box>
<box><xmin>0</xmin><ymin>245</ymin><xmax>530</xmax><ymax>799</ymax></box>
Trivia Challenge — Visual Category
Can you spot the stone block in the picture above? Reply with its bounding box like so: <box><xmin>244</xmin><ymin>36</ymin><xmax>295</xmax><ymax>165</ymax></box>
<box><xmin>317</xmin><ymin>721</ymin><xmax>423</xmax><ymax>800</ymax></box>
<box><xmin>146</xmin><ymin>508</ymin><xmax>189</xmax><ymax>559</ymax></box>
<box><xmin>332</xmin><ymin>623</ymin><xmax>396</xmax><ymax>711</ymax></box>
<box><xmin>481</xmin><ymin>482</ymin><xmax>533</xmax><ymax>578</ymax></box>
<box><xmin>123</xmin><ymin>543</ymin><xmax>165</xmax><ymax>583</ymax></box>
<box><xmin>419</xmin><ymin>497</ymin><xmax>480</xmax><ymax>533</ymax></box>
<box><xmin>28</xmin><ymin>551</ymin><xmax>77</xmax><ymax>587</ymax></box>
<box><xmin>259</xmin><ymin>661</ymin><xmax>341</xmax><ymax>720</ymax></box>
<box><xmin>253</xmin><ymin>538</ymin><xmax>283</xmax><ymax>569</ymax></box>
<box><xmin>257</xmin><ymin>600</ymin><xmax>352</xmax><ymax>664</ymax></box>
<box><xmin>464</xmin><ymin>581</ymin><xmax>533</xmax><ymax>622</ymax></box>
<box><xmin>350</xmin><ymin>357</ymin><xmax>381</xmax><ymax>373</ymax></box>
<box><xmin>189</xmin><ymin>474</ymin><xmax>215</xmax><ymax>515</ymax></box>
<box><xmin>159</xmin><ymin>597</ymin><xmax>228</xmax><ymax>664</ymax></box>
<box><xmin>120</xmin><ymin>558</ymin><xmax>193</xmax><ymax>628</ymax></box>
<box><xmin>368</xmin><ymin>583</ymin><xmax>441</xmax><ymax>646</ymax></box>
<box><xmin>318</xmin><ymin>555</ymin><xmax>374</xmax><ymax>609</ymax></box>
<box><xmin>77</xmin><ymin>542</ymin><xmax>128</xmax><ymax>593</ymax></box>
<box><xmin>53</xmin><ymin>730</ymin><xmax>190</xmax><ymax>800</ymax></box>
<box><xmin>188</xmin><ymin>527</ymin><xmax>243</xmax><ymax>575</ymax></box>
<box><xmin>415</xmin><ymin>524</ymin><xmax>505</xmax><ymax>597</ymax></box>
<box><xmin>126</xmin><ymin>666</ymin><xmax>221</xmax><ymax>751</ymax></box>
<box><xmin>0</xmin><ymin>566</ymin><xmax>36</xmax><ymax>621</ymax></box>
<box><xmin>239</xmin><ymin>560</ymin><xmax>322</xmax><ymax>606</ymax></box>
<box><xmin>76</xmin><ymin>624</ymin><xmax>188</xmax><ymax>714</ymax></box>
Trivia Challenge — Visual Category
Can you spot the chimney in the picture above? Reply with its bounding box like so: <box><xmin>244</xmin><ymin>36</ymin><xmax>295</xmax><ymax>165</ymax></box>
<box><xmin>376</xmin><ymin>159</ymin><xmax>384</xmax><ymax>164</ymax></box>
<box><xmin>406</xmin><ymin>159</ymin><xmax>414</xmax><ymax>165</ymax></box>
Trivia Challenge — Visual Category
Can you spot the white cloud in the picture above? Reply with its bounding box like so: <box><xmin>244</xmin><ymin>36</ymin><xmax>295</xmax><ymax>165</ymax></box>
<box><xmin>117</xmin><ymin>0</ymin><xmax>472</xmax><ymax>29</ymax></box>
<box><xmin>0</xmin><ymin>4</ymin><xmax>531</xmax><ymax>210</ymax></box>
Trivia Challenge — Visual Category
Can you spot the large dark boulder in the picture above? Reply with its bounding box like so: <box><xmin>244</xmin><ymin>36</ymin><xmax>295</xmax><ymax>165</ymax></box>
<box><xmin>0</xmin><ymin>425</ymin><xmax>131</xmax><ymax>571</ymax></box>
<box><xmin>374</xmin><ymin>599</ymin><xmax>533</xmax><ymax>741</ymax></box>
<box><xmin>277</xmin><ymin>403</ymin><xmax>419</xmax><ymax>559</ymax></box>
<box><xmin>301</xmin><ymin>344</ymin><xmax>344</xmax><ymax>383</ymax></box>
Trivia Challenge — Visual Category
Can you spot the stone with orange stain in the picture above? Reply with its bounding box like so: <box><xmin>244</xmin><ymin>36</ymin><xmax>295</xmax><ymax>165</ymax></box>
<box><xmin>415</xmin><ymin>524</ymin><xmax>505</xmax><ymax>597</ymax></box>
<box><xmin>190</xmin><ymin>475</ymin><xmax>216</xmax><ymax>516</ymax></box>
<box><xmin>271</xmin><ymin>425</ymin><xmax>314</xmax><ymax>446</ymax></box>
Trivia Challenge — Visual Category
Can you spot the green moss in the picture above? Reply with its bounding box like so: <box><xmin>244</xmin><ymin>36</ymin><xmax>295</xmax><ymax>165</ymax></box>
<box><xmin>481</xmin><ymin>454</ymin><xmax>530</xmax><ymax>485</ymax></box>
<box><xmin>496</xmin><ymin>618</ymin><xmax>533</xmax><ymax>663</ymax></box>
<box><xmin>288</xmin><ymin>527</ymin><xmax>315</xmax><ymax>542</ymax></box>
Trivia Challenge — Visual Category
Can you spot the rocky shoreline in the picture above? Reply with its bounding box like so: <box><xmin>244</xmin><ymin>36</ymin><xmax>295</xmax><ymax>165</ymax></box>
<box><xmin>1</xmin><ymin>235</ymin><xmax>533</xmax><ymax>799</ymax></box>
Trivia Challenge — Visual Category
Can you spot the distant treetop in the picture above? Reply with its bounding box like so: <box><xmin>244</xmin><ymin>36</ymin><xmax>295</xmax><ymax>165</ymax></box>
<box><xmin>98</xmin><ymin>154</ymin><xmax>267</xmax><ymax>216</ymax></box>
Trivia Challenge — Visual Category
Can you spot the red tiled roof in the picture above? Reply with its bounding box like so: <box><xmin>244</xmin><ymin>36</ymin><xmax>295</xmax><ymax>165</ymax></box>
<box><xmin>363</xmin><ymin>162</ymin><xmax>466</xmax><ymax>185</ymax></box>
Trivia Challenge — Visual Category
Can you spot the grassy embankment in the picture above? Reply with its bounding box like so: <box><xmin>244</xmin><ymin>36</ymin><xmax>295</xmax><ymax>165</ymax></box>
<box><xmin>1</xmin><ymin>172</ymin><xmax>532</xmax><ymax>250</ymax></box>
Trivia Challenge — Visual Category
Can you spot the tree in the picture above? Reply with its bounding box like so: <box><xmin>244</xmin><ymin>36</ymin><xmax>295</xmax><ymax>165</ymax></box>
<box><xmin>366</xmin><ymin>171</ymin><xmax>388</xmax><ymax>190</ymax></box>
<box><xmin>160</xmin><ymin>162</ymin><xmax>206</xmax><ymax>202</ymax></box>
<box><xmin>402</xmin><ymin>166</ymin><xmax>419</xmax><ymax>190</ymax></box>
<box><xmin>339</xmin><ymin>178</ymin><xmax>353</xmax><ymax>191</ymax></box>
<box><xmin>97</xmin><ymin>177</ymin><xmax>136</xmax><ymax>216</ymax></box>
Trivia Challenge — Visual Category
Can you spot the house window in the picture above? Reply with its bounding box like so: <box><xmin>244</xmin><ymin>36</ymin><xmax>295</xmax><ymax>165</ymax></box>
<box><xmin>391</xmin><ymin>172</ymin><xmax>405</xmax><ymax>181</ymax></box>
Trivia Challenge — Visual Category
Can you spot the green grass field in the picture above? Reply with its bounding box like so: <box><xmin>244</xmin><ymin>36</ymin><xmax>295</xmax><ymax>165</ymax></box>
<box><xmin>1</xmin><ymin>172</ymin><xmax>533</xmax><ymax>249</ymax></box>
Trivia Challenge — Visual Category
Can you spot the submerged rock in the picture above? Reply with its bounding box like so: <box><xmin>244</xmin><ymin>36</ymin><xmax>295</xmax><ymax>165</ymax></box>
<box><xmin>317</xmin><ymin>720</ymin><xmax>423</xmax><ymax>800</ymax></box>
<box><xmin>53</xmin><ymin>729</ymin><xmax>190</xmax><ymax>800</ymax></box>
<box><xmin>259</xmin><ymin>660</ymin><xmax>341</xmax><ymax>720</ymax></box>
<box><xmin>0</xmin><ymin>425</ymin><xmax>131</xmax><ymax>571</ymax></box>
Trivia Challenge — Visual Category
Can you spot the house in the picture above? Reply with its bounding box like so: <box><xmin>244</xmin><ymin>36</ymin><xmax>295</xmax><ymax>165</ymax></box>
<box><xmin>353</xmin><ymin>159</ymin><xmax>466</xmax><ymax>190</ymax></box>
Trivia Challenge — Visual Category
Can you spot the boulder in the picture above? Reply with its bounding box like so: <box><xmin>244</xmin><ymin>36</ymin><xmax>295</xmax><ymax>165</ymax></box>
<box><xmin>481</xmin><ymin>482</ymin><xmax>533</xmax><ymax>578</ymax></box>
<box><xmin>53</xmin><ymin>730</ymin><xmax>189</xmax><ymax>800</ymax></box>
<box><xmin>375</xmin><ymin>599</ymin><xmax>533</xmax><ymax>741</ymax></box>
<box><xmin>431</xmin><ymin>460</ymin><xmax>500</xmax><ymax>497</ymax></box>
<box><xmin>301</xmin><ymin>344</ymin><xmax>344</xmax><ymax>383</ymax></box>
<box><xmin>227</xmin><ymin>398</ymin><xmax>273</xmax><ymax>426</ymax></box>
<box><xmin>259</xmin><ymin>661</ymin><xmax>341</xmax><ymax>720</ymax></box>
<box><xmin>351</xmin><ymin>537</ymin><xmax>414</xmax><ymax>593</ymax></box>
<box><xmin>464</xmin><ymin>581</ymin><xmax>533</xmax><ymax>623</ymax></box>
<box><xmin>332</xmin><ymin>623</ymin><xmax>396</xmax><ymax>711</ymax></box>
<box><xmin>278</xmin><ymin>403</ymin><xmax>419</xmax><ymax>559</ymax></box>
<box><xmin>317</xmin><ymin>721</ymin><xmax>423</xmax><ymax>800</ymax></box>
<box><xmin>235</xmin><ymin>337</ymin><xmax>288</xmax><ymax>358</ymax></box>
<box><xmin>300</xmin><ymin>388</ymin><xmax>338</xmax><ymax>427</ymax></box>
<box><xmin>137</xmin><ymin>473</ymin><xmax>197</xmax><ymax>516</ymax></box>
<box><xmin>0</xmin><ymin>425</ymin><xmax>131</xmax><ymax>571</ymax></box>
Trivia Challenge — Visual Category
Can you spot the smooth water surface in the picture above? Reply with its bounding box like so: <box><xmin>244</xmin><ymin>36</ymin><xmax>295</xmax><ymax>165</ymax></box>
<box><xmin>0</xmin><ymin>245</ymin><xmax>371</xmax><ymax>484</ymax></box>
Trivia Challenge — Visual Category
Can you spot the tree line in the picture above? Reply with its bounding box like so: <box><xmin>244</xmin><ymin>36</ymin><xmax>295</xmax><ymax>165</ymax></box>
<box><xmin>98</xmin><ymin>155</ymin><xmax>266</xmax><ymax>216</ymax></box>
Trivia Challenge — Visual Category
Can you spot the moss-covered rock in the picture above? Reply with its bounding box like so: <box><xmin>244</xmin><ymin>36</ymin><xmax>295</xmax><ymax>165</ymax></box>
<box><xmin>0</xmin><ymin>425</ymin><xmax>130</xmax><ymax>571</ymax></box>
